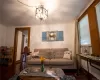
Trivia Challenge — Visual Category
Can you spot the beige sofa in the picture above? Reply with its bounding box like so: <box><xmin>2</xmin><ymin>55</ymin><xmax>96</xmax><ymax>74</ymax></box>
<box><xmin>26</xmin><ymin>48</ymin><xmax>76</xmax><ymax>69</ymax></box>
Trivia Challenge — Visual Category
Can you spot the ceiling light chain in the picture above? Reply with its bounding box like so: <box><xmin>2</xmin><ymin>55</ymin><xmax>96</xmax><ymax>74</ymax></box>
<box><xmin>17</xmin><ymin>0</ymin><xmax>48</xmax><ymax>21</ymax></box>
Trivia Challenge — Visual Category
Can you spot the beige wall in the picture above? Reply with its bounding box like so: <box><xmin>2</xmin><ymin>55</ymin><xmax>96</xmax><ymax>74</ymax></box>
<box><xmin>0</xmin><ymin>24</ymin><xmax>7</xmax><ymax>46</ymax></box>
<box><xmin>6</xmin><ymin>26</ymin><xmax>15</xmax><ymax>47</ymax></box>
<box><xmin>30</xmin><ymin>21</ymin><xmax>75</xmax><ymax>52</ymax></box>
<box><xmin>6</xmin><ymin>21</ymin><xmax>75</xmax><ymax>54</ymax></box>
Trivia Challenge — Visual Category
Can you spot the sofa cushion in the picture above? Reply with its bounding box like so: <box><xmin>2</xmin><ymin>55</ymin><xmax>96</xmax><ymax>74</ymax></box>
<box><xmin>27</xmin><ymin>59</ymin><xmax>50</xmax><ymax>65</ymax></box>
<box><xmin>27</xmin><ymin>58</ymin><xmax>73</xmax><ymax>65</ymax></box>
<box><xmin>27</xmin><ymin>59</ymin><xmax>41</xmax><ymax>65</ymax></box>
<box><xmin>38</xmin><ymin>52</ymin><xmax>49</xmax><ymax>58</ymax></box>
<box><xmin>38</xmin><ymin>52</ymin><xmax>55</xmax><ymax>59</ymax></box>
<box><xmin>34</xmin><ymin>48</ymin><xmax>69</xmax><ymax>59</ymax></box>
<box><xmin>49</xmin><ymin>59</ymin><xmax>73</xmax><ymax>65</ymax></box>
<box><xmin>54</xmin><ymin>52</ymin><xmax>64</xmax><ymax>58</ymax></box>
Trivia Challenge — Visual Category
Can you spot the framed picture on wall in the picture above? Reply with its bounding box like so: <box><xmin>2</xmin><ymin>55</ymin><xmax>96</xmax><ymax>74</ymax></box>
<box><xmin>47</xmin><ymin>31</ymin><xmax>57</xmax><ymax>41</ymax></box>
<box><xmin>42</xmin><ymin>31</ymin><xmax>64</xmax><ymax>41</ymax></box>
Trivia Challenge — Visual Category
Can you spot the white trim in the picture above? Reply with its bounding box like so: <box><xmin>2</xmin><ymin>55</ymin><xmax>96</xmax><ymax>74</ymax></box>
<box><xmin>79</xmin><ymin>14</ymin><xmax>88</xmax><ymax>23</ymax></box>
<box><xmin>80</xmin><ymin>44</ymin><xmax>91</xmax><ymax>47</ymax></box>
<box><xmin>95</xmin><ymin>2</ymin><xmax>100</xmax><ymax>8</ymax></box>
<box><xmin>77</xmin><ymin>0</ymin><xmax>94</xmax><ymax>19</ymax></box>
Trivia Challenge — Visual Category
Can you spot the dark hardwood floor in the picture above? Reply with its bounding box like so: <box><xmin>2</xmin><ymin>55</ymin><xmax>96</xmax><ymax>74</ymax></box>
<box><xmin>0</xmin><ymin>63</ymin><xmax>97</xmax><ymax>80</ymax></box>
<box><xmin>0</xmin><ymin>65</ymin><xmax>15</xmax><ymax>80</ymax></box>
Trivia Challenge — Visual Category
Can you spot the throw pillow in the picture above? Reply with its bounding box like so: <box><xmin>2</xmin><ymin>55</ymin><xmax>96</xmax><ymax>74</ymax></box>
<box><xmin>63</xmin><ymin>51</ymin><xmax>71</xmax><ymax>59</ymax></box>
<box><xmin>31</xmin><ymin>50</ymin><xmax>39</xmax><ymax>57</ymax></box>
<box><xmin>34</xmin><ymin>51</ymin><xmax>39</xmax><ymax>56</ymax></box>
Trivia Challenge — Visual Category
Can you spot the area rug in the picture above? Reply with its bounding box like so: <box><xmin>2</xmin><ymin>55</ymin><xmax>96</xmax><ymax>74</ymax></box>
<box><xmin>61</xmin><ymin>75</ymin><xmax>76</xmax><ymax>80</ymax></box>
<box><xmin>9</xmin><ymin>74</ymin><xmax>76</xmax><ymax>80</ymax></box>
<box><xmin>9</xmin><ymin>74</ymin><xmax>19</xmax><ymax>80</ymax></box>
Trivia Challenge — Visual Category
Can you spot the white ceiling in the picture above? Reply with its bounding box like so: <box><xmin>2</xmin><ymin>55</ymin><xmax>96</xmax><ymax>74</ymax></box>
<box><xmin>0</xmin><ymin>0</ymin><xmax>92</xmax><ymax>26</ymax></box>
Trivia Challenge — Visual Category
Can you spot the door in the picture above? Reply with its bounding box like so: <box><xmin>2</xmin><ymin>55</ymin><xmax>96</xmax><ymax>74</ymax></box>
<box><xmin>16</xmin><ymin>31</ymin><xmax>23</xmax><ymax>62</ymax></box>
<box><xmin>13</xmin><ymin>27</ymin><xmax>30</xmax><ymax>65</ymax></box>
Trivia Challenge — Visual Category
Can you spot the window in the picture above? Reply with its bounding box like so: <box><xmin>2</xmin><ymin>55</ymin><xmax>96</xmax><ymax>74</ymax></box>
<box><xmin>95</xmin><ymin>2</ymin><xmax>100</xmax><ymax>38</ymax></box>
<box><xmin>78</xmin><ymin>15</ymin><xmax>91</xmax><ymax>45</ymax></box>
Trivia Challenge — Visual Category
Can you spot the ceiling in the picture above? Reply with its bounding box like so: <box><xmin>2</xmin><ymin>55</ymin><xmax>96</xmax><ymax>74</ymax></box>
<box><xmin>0</xmin><ymin>0</ymin><xmax>92</xmax><ymax>26</ymax></box>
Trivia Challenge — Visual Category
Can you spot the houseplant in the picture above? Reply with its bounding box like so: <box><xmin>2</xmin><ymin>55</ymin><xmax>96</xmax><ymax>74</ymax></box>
<box><xmin>40</xmin><ymin>56</ymin><xmax>45</xmax><ymax>72</ymax></box>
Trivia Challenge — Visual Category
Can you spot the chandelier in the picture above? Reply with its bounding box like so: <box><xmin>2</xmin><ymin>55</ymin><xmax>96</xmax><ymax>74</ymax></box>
<box><xmin>17</xmin><ymin>0</ymin><xmax>48</xmax><ymax>21</ymax></box>
<box><xmin>35</xmin><ymin>5</ymin><xmax>48</xmax><ymax>21</ymax></box>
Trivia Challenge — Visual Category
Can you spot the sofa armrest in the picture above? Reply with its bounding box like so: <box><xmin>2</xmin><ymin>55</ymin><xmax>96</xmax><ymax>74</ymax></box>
<box><xmin>26</xmin><ymin>55</ymin><xmax>31</xmax><ymax>60</ymax></box>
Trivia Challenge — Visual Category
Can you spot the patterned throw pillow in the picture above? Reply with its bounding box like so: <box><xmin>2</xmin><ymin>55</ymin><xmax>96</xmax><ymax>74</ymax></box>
<box><xmin>31</xmin><ymin>50</ymin><xmax>39</xmax><ymax>58</ymax></box>
<box><xmin>63</xmin><ymin>51</ymin><xmax>72</xmax><ymax>59</ymax></box>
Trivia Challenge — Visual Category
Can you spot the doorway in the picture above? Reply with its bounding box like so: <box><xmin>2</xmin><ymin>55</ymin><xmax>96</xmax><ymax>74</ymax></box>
<box><xmin>13</xmin><ymin>27</ymin><xmax>30</xmax><ymax>64</ymax></box>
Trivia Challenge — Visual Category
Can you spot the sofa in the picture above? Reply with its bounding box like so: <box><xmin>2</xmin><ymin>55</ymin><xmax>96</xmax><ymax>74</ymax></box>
<box><xmin>26</xmin><ymin>48</ymin><xmax>76</xmax><ymax>69</ymax></box>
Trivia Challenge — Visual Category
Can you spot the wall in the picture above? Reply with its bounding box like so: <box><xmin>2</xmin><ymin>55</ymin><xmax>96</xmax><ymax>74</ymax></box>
<box><xmin>23</xmin><ymin>31</ymin><xmax>28</xmax><ymax>48</ymax></box>
<box><xmin>24</xmin><ymin>36</ymin><xmax>28</xmax><ymax>47</ymax></box>
<box><xmin>0</xmin><ymin>24</ymin><xmax>7</xmax><ymax>46</ymax></box>
<box><xmin>30</xmin><ymin>21</ymin><xmax>75</xmax><ymax>52</ymax></box>
<box><xmin>6</xmin><ymin>21</ymin><xmax>75</xmax><ymax>54</ymax></box>
<box><xmin>6</xmin><ymin>26</ymin><xmax>15</xmax><ymax>47</ymax></box>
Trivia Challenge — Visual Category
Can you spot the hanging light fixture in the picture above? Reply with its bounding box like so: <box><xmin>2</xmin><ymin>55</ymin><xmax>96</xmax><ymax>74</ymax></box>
<box><xmin>35</xmin><ymin>5</ymin><xmax>48</xmax><ymax>21</ymax></box>
<box><xmin>17</xmin><ymin>0</ymin><xmax>48</xmax><ymax>21</ymax></box>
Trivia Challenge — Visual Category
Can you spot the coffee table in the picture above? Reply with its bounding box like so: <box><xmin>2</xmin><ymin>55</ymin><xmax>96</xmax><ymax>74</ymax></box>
<box><xmin>19</xmin><ymin>67</ymin><xmax>65</xmax><ymax>80</ymax></box>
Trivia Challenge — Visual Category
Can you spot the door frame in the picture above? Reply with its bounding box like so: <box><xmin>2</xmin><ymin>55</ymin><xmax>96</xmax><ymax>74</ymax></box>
<box><xmin>13</xmin><ymin>27</ymin><xmax>30</xmax><ymax>65</ymax></box>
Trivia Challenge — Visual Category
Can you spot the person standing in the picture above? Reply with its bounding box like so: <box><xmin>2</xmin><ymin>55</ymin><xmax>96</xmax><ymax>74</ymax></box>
<box><xmin>21</xmin><ymin>46</ymin><xmax>29</xmax><ymax>70</ymax></box>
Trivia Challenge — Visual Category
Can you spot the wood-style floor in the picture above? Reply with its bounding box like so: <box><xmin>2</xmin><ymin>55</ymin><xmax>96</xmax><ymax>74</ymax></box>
<box><xmin>0</xmin><ymin>63</ymin><xmax>97</xmax><ymax>80</ymax></box>
<box><xmin>0</xmin><ymin>65</ymin><xmax>15</xmax><ymax>80</ymax></box>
